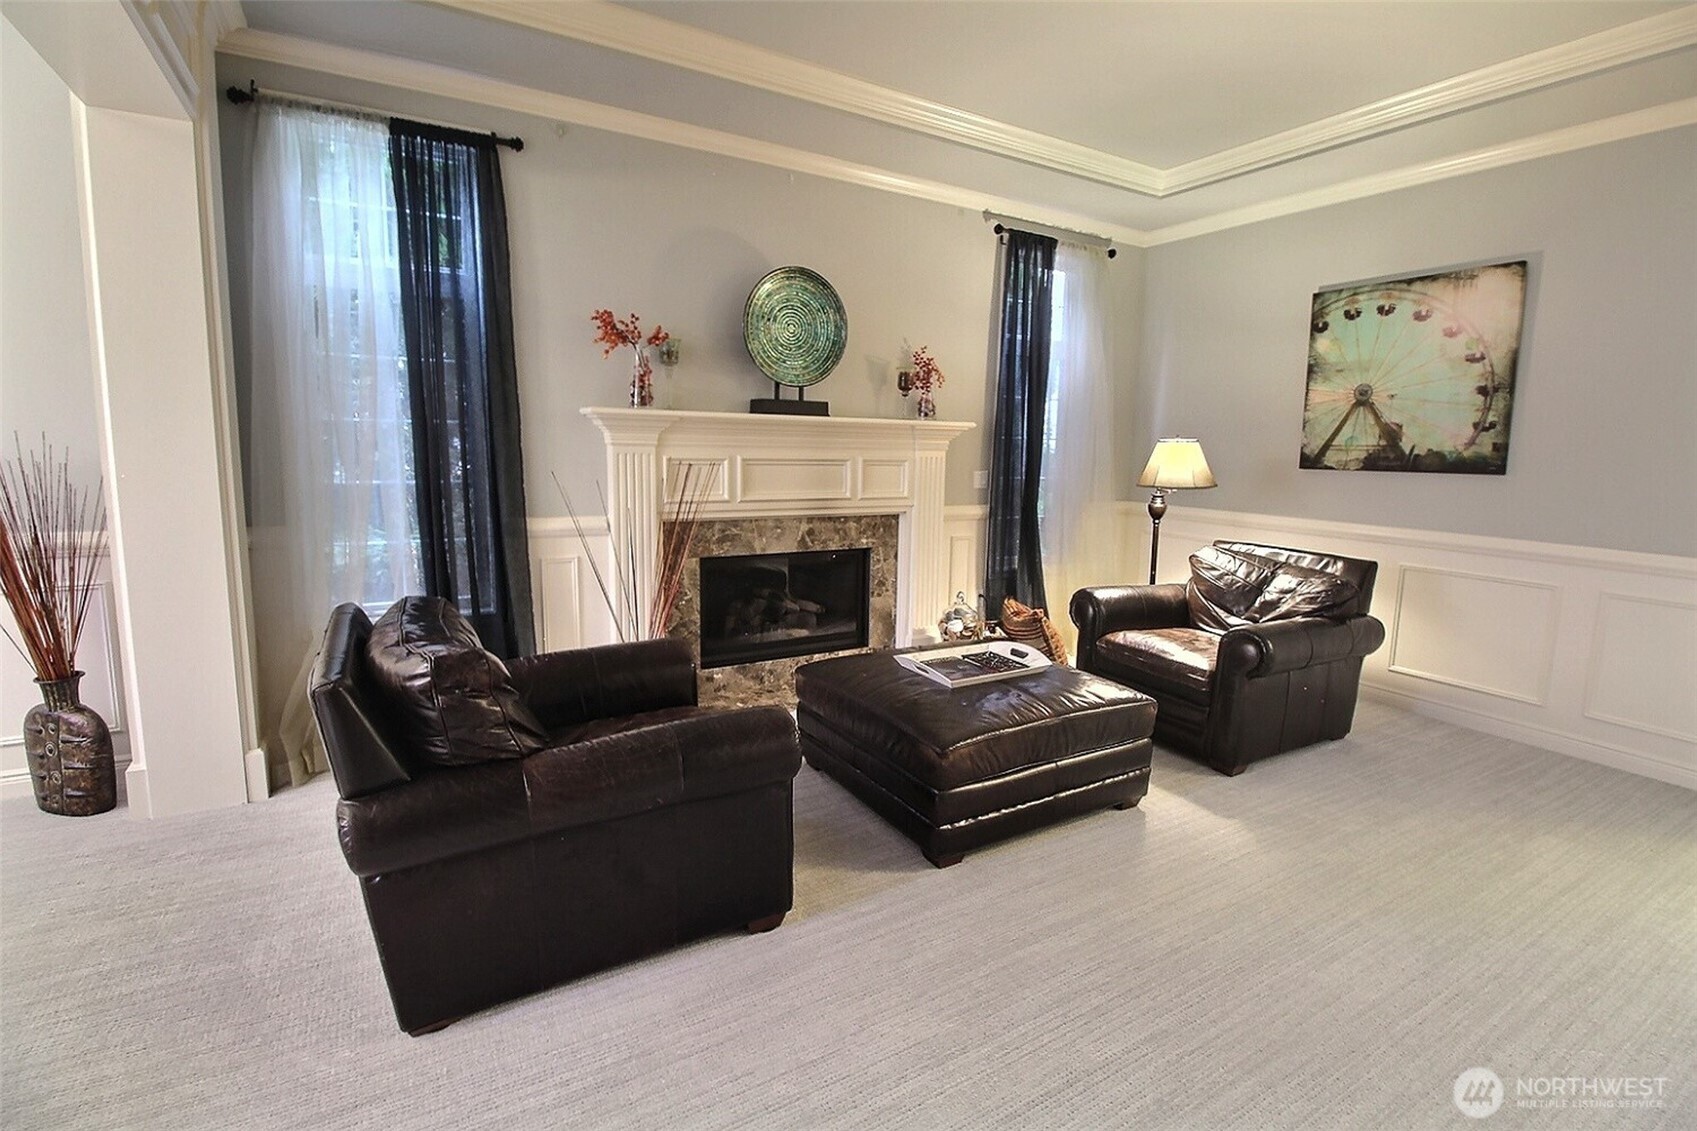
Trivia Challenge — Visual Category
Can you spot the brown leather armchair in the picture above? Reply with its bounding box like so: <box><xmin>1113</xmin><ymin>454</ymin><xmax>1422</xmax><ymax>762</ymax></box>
<box><xmin>309</xmin><ymin>597</ymin><xmax>801</xmax><ymax>1035</ymax></box>
<box><xmin>1071</xmin><ymin>541</ymin><xmax>1385</xmax><ymax>776</ymax></box>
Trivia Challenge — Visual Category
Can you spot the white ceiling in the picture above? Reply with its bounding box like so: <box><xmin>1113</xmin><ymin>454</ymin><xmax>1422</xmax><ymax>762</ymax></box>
<box><xmin>226</xmin><ymin>0</ymin><xmax>1697</xmax><ymax>243</ymax></box>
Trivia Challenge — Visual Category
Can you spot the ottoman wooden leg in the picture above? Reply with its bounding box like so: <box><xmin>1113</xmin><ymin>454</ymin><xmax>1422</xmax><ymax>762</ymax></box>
<box><xmin>925</xmin><ymin>851</ymin><xmax>964</xmax><ymax>869</ymax></box>
<box><xmin>1114</xmin><ymin>798</ymin><xmax>1141</xmax><ymax>810</ymax></box>
<box><xmin>746</xmin><ymin>912</ymin><xmax>786</xmax><ymax>934</ymax></box>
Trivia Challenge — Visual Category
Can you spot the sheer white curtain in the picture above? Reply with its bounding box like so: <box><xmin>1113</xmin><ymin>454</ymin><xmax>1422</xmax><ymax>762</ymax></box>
<box><xmin>247</xmin><ymin>102</ymin><xmax>422</xmax><ymax>784</ymax></box>
<box><xmin>1040</xmin><ymin>243</ymin><xmax>1117</xmax><ymax>653</ymax></box>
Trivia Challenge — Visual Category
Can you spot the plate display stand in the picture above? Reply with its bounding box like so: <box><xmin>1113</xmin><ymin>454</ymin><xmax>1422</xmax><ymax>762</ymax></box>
<box><xmin>750</xmin><ymin>381</ymin><xmax>829</xmax><ymax>416</ymax></box>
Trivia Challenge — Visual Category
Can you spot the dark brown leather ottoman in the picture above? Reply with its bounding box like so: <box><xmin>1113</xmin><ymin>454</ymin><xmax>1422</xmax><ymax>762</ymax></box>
<box><xmin>795</xmin><ymin>652</ymin><xmax>1156</xmax><ymax>867</ymax></box>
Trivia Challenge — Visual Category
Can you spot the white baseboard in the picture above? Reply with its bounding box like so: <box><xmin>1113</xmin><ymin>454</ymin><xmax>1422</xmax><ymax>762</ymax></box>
<box><xmin>1363</xmin><ymin>685</ymin><xmax>1697</xmax><ymax>791</ymax></box>
<box><xmin>244</xmin><ymin>747</ymin><xmax>270</xmax><ymax>802</ymax></box>
<box><xmin>0</xmin><ymin>768</ymin><xmax>29</xmax><ymax>802</ymax></box>
<box><xmin>1</xmin><ymin>754</ymin><xmax>136</xmax><ymax>803</ymax></box>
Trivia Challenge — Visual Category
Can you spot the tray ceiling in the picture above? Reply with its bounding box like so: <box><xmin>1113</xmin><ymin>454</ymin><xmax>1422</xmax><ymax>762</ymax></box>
<box><xmin>225</xmin><ymin>1</ymin><xmax>1697</xmax><ymax>244</ymax></box>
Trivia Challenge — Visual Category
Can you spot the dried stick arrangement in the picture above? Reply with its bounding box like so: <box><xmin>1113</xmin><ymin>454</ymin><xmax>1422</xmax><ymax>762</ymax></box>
<box><xmin>650</xmin><ymin>461</ymin><xmax>714</xmax><ymax>639</ymax></box>
<box><xmin>0</xmin><ymin>438</ymin><xmax>108</xmax><ymax>681</ymax></box>
<box><xmin>551</xmin><ymin>462</ymin><xmax>716</xmax><ymax>643</ymax></box>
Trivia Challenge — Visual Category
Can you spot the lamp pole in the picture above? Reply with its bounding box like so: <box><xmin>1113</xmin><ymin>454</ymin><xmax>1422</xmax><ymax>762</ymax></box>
<box><xmin>1146</xmin><ymin>488</ymin><xmax>1168</xmax><ymax>585</ymax></box>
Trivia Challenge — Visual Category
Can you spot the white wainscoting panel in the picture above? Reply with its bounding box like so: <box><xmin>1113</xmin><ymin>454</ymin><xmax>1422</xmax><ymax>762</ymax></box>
<box><xmin>1585</xmin><ymin>593</ymin><xmax>1697</xmax><ymax>743</ymax></box>
<box><xmin>1149</xmin><ymin>504</ymin><xmax>1697</xmax><ymax>790</ymax></box>
<box><xmin>943</xmin><ymin>504</ymin><xmax>988</xmax><ymax>615</ymax></box>
<box><xmin>529</xmin><ymin>517</ymin><xmax>620</xmax><ymax>652</ymax></box>
<box><xmin>534</xmin><ymin>554</ymin><xmax>586</xmax><ymax>653</ymax></box>
<box><xmin>1388</xmin><ymin>566</ymin><xmax>1560</xmax><ymax>704</ymax></box>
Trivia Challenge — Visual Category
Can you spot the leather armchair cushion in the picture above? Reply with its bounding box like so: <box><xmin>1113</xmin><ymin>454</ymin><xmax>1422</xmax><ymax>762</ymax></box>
<box><xmin>1216</xmin><ymin>541</ymin><xmax>1376</xmax><ymax>615</ymax></box>
<box><xmin>1097</xmin><ymin>626</ymin><xmax>1219</xmax><ymax>699</ymax></box>
<box><xmin>366</xmin><ymin>596</ymin><xmax>547</xmax><ymax>767</ymax></box>
<box><xmin>1185</xmin><ymin>546</ymin><xmax>1359</xmax><ymax>631</ymax></box>
<box><xmin>1186</xmin><ymin>546</ymin><xmax>1278</xmax><ymax>632</ymax></box>
<box><xmin>545</xmin><ymin>705</ymin><xmax>705</xmax><ymax>745</ymax></box>
<box><xmin>1246</xmin><ymin>562</ymin><xmax>1359</xmax><ymax>623</ymax></box>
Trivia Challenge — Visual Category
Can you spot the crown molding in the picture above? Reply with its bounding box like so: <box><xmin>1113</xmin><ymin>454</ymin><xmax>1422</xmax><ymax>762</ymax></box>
<box><xmin>432</xmin><ymin>1</ymin><xmax>1697</xmax><ymax>199</ymax></box>
<box><xmin>216</xmin><ymin>28</ymin><xmax>1151</xmax><ymax>246</ymax></box>
<box><xmin>1164</xmin><ymin>5</ymin><xmax>1697</xmax><ymax>193</ymax></box>
<box><xmin>1143</xmin><ymin>98</ymin><xmax>1697</xmax><ymax>246</ymax></box>
<box><xmin>218</xmin><ymin>29</ymin><xmax>1697</xmax><ymax>252</ymax></box>
<box><xmin>431</xmin><ymin>0</ymin><xmax>1165</xmax><ymax>195</ymax></box>
<box><xmin>207</xmin><ymin>0</ymin><xmax>246</xmax><ymax>41</ymax></box>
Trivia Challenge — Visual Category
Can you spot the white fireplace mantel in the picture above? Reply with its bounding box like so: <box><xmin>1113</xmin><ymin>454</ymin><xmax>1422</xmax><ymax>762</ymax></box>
<box><xmin>582</xmin><ymin>407</ymin><xmax>974</xmax><ymax>645</ymax></box>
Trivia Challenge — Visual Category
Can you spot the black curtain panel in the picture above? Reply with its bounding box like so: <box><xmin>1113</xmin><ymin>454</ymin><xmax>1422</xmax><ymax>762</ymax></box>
<box><xmin>984</xmin><ymin>229</ymin><xmax>1057</xmax><ymax>617</ymax></box>
<box><xmin>389</xmin><ymin>120</ymin><xmax>534</xmax><ymax>657</ymax></box>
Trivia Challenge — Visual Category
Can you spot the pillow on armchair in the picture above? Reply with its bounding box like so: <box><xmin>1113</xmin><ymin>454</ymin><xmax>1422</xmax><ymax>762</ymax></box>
<box><xmin>1186</xmin><ymin>546</ymin><xmax>1278</xmax><ymax>632</ymax></box>
<box><xmin>365</xmin><ymin>596</ymin><xmax>547</xmax><ymax>767</ymax></box>
<box><xmin>1247</xmin><ymin>561</ymin><xmax>1360</xmax><ymax>622</ymax></box>
<box><xmin>1185</xmin><ymin>546</ymin><xmax>1358</xmax><ymax>633</ymax></box>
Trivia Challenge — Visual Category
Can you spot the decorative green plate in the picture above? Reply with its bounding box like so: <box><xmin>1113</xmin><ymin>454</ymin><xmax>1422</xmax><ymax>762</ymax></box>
<box><xmin>742</xmin><ymin>267</ymin><xmax>847</xmax><ymax>388</ymax></box>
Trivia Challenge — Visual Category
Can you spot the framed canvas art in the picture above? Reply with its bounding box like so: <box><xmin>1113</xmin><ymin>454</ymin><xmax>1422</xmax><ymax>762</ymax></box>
<box><xmin>1301</xmin><ymin>260</ymin><xmax>1528</xmax><ymax>473</ymax></box>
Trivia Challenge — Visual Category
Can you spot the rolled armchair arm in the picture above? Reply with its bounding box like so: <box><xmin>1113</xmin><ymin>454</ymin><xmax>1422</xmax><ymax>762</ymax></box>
<box><xmin>1071</xmin><ymin>584</ymin><xmax>1189</xmax><ymax>670</ymax></box>
<box><xmin>509</xmin><ymin>637</ymin><xmax>698</xmax><ymax>729</ymax></box>
<box><xmin>338</xmin><ymin>705</ymin><xmax>800</xmax><ymax>878</ymax></box>
<box><xmin>1218</xmin><ymin>614</ymin><xmax>1386</xmax><ymax>680</ymax></box>
<box><xmin>1070</xmin><ymin>584</ymin><xmax>1190</xmax><ymax>637</ymax></box>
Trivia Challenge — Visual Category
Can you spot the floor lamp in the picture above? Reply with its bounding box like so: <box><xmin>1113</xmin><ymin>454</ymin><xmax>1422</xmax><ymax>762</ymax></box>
<box><xmin>1137</xmin><ymin>438</ymin><xmax>1217</xmax><ymax>584</ymax></box>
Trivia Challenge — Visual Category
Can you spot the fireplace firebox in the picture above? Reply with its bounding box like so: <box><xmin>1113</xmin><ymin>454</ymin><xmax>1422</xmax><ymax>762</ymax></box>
<box><xmin>698</xmin><ymin>548</ymin><xmax>871</xmax><ymax>669</ymax></box>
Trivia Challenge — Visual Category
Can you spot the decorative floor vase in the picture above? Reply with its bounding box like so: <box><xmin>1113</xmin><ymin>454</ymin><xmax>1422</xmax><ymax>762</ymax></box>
<box><xmin>24</xmin><ymin>672</ymin><xmax>116</xmax><ymax>816</ymax></box>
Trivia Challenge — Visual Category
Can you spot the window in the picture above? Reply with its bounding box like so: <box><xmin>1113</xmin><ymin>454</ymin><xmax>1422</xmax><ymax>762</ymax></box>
<box><xmin>248</xmin><ymin>103</ymin><xmax>423</xmax><ymax>616</ymax></box>
<box><xmin>1038</xmin><ymin>266</ymin><xmax>1071</xmax><ymax>518</ymax></box>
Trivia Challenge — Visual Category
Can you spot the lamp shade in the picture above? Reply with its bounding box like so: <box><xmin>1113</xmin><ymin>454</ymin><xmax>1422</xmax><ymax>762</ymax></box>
<box><xmin>1137</xmin><ymin>438</ymin><xmax>1217</xmax><ymax>490</ymax></box>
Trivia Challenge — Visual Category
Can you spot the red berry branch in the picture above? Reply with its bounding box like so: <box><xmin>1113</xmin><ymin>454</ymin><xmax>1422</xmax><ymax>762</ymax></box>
<box><xmin>592</xmin><ymin>309</ymin><xmax>672</xmax><ymax>407</ymax></box>
<box><xmin>591</xmin><ymin>309</ymin><xmax>670</xmax><ymax>355</ymax></box>
<box><xmin>906</xmin><ymin>346</ymin><xmax>946</xmax><ymax>394</ymax></box>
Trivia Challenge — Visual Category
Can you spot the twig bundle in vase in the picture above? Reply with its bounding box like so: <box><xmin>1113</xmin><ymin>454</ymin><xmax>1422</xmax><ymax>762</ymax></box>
<box><xmin>551</xmin><ymin>462</ymin><xmax>716</xmax><ymax>642</ymax></box>
<box><xmin>0</xmin><ymin>439</ymin><xmax>117</xmax><ymax>815</ymax></box>
<box><xmin>650</xmin><ymin>462</ymin><xmax>712</xmax><ymax>639</ymax></box>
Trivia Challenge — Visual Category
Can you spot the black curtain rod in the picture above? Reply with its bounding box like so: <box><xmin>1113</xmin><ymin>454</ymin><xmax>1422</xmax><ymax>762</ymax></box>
<box><xmin>993</xmin><ymin>222</ymin><xmax>1116</xmax><ymax>258</ymax></box>
<box><xmin>224</xmin><ymin>81</ymin><xmax>524</xmax><ymax>151</ymax></box>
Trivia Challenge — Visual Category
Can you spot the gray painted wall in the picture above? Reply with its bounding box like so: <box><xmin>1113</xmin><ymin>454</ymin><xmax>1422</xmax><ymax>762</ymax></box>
<box><xmin>215</xmin><ymin>56</ymin><xmax>1145</xmax><ymax>515</ymax></box>
<box><xmin>1136</xmin><ymin>126</ymin><xmax>1697</xmax><ymax>558</ymax></box>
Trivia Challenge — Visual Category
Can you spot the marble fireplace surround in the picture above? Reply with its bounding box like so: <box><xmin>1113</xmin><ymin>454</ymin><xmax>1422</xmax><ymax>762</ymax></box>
<box><xmin>678</xmin><ymin>514</ymin><xmax>898</xmax><ymax>708</ymax></box>
<box><xmin>582</xmin><ymin>408</ymin><xmax>975</xmax><ymax>689</ymax></box>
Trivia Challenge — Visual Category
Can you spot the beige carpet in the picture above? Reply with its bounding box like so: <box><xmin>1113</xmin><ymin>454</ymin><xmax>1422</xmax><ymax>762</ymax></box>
<box><xmin>3</xmin><ymin>698</ymin><xmax>1694</xmax><ymax>1129</ymax></box>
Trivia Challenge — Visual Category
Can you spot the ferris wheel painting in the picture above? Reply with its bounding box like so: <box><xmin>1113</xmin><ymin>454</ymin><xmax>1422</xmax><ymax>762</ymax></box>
<box><xmin>1301</xmin><ymin>260</ymin><xmax>1528</xmax><ymax>474</ymax></box>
